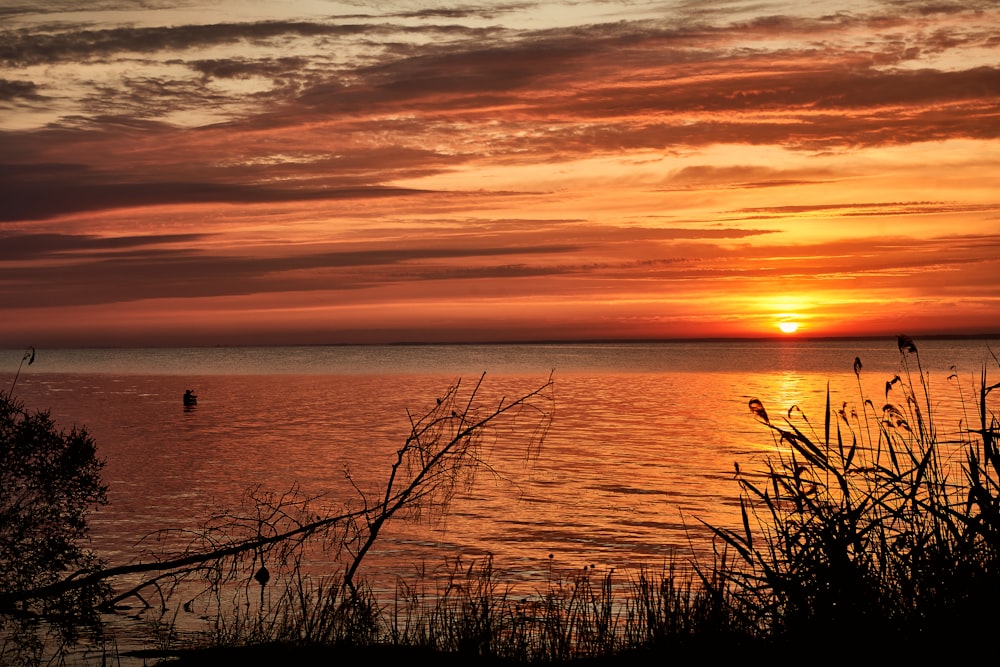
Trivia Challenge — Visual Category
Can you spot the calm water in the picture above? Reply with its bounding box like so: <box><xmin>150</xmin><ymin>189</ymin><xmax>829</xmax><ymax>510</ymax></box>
<box><xmin>3</xmin><ymin>338</ymin><xmax>998</xmax><ymax>657</ymax></box>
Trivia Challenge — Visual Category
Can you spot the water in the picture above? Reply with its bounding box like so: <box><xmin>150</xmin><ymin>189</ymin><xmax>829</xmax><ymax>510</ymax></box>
<box><xmin>3</xmin><ymin>338</ymin><xmax>998</xmax><ymax>659</ymax></box>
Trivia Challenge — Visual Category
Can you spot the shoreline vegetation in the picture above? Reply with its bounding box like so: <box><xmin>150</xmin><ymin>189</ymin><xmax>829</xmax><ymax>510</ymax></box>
<box><xmin>2</xmin><ymin>336</ymin><xmax>999</xmax><ymax>665</ymax></box>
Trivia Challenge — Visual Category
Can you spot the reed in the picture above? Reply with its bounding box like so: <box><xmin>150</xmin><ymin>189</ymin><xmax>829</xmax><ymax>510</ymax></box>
<box><xmin>144</xmin><ymin>549</ymin><xmax>750</xmax><ymax>664</ymax></box>
<box><xmin>710</xmin><ymin>335</ymin><xmax>1000</xmax><ymax>644</ymax></box>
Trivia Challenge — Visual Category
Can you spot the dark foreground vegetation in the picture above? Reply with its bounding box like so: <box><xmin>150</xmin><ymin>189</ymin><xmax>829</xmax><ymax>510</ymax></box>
<box><xmin>2</xmin><ymin>337</ymin><xmax>998</xmax><ymax>665</ymax></box>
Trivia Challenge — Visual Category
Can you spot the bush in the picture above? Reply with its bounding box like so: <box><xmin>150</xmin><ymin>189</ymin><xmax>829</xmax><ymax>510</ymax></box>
<box><xmin>0</xmin><ymin>390</ymin><xmax>109</xmax><ymax>627</ymax></box>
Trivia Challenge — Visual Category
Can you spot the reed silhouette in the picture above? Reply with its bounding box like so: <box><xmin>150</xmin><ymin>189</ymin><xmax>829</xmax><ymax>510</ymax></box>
<box><xmin>708</xmin><ymin>335</ymin><xmax>1000</xmax><ymax>646</ymax></box>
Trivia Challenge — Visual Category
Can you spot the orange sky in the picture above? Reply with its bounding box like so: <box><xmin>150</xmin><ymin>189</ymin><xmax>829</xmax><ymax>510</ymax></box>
<box><xmin>1</xmin><ymin>1</ymin><xmax>998</xmax><ymax>346</ymax></box>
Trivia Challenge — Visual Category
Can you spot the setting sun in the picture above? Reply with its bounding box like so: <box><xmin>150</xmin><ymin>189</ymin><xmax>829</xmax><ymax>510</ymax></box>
<box><xmin>778</xmin><ymin>322</ymin><xmax>800</xmax><ymax>334</ymax></box>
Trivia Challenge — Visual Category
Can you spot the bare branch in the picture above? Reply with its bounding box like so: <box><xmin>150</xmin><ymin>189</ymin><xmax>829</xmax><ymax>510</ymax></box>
<box><xmin>2</xmin><ymin>373</ymin><xmax>554</xmax><ymax>625</ymax></box>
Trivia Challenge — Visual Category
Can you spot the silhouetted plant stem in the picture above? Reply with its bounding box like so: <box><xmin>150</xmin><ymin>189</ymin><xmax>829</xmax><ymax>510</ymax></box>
<box><xmin>5</xmin><ymin>346</ymin><xmax>34</xmax><ymax>398</ymax></box>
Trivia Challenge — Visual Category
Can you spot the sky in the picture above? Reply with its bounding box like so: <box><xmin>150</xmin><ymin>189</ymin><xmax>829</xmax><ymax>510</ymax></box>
<box><xmin>1</xmin><ymin>0</ymin><xmax>999</xmax><ymax>347</ymax></box>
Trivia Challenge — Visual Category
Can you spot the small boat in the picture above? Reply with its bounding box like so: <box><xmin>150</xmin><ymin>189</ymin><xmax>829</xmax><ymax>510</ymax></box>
<box><xmin>183</xmin><ymin>389</ymin><xmax>198</xmax><ymax>407</ymax></box>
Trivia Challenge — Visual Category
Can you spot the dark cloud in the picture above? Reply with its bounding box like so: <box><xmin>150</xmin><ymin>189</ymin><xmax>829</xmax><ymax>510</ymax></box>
<box><xmin>0</xmin><ymin>78</ymin><xmax>41</xmax><ymax>100</ymax></box>
<box><xmin>0</xmin><ymin>1</ymin><xmax>182</xmax><ymax>18</ymax></box>
<box><xmin>906</xmin><ymin>1</ymin><xmax>980</xmax><ymax>17</ymax></box>
<box><xmin>0</xmin><ymin>177</ymin><xmax>431</xmax><ymax>222</ymax></box>
<box><xmin>665</xmin><ymin>165</ymin><xmax>836</xmax><ymax>190</ymax></box>
<box><xmin>0</xmin><ymin>155</ymin><xmax>439</xmax><ymax>222</ymax></box>
<box><xmin>0</xmin><ymin>231</ymin><xmax>205</xmax><ymax>260</ymax></box>
<box><xmin>732</xmin><ymin>201</ymin><xmax>1000</xmax><ymax>218</ymax></box>
<box><xmin>188</xmin><ymin>57</ymin><xmax>310</xmax><ymax>80</ymax></box>
<box><xmin>0</xmin><ymin>239</ymin><xmax>582</xmax><ymax>308</ymax></box>
<box><xmin>361</xmin><ymin>3</ymin><xmax>533</xmax><ymax>21</ymax></box>
<box><xmin>0</xmin><ymin>19</ymin><xmax>497</xmax><ymax>67</ymax></box>
<box><xmin>1</xmin><ymin>22</ymin><xmax>357</xmax><ymax>66</ymax></box>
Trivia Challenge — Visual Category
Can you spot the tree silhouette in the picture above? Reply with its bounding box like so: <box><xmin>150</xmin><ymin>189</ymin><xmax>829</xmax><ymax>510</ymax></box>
<box><xmin>0</xmin><ymin>391</ymin><xmax>109</xmax><ymax>631</ymax></box>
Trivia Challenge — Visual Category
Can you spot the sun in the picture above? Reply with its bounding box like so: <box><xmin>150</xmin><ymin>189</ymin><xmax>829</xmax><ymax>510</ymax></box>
<box><xmin>778</xmin><ymin>321</ymin><xmax>800</xmax><ymax>334</ymax></box>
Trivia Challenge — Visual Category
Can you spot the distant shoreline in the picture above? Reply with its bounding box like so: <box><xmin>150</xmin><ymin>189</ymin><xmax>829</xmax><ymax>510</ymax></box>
<box><xmin>4</xmin><ymin>332</ymin><xmax>997</xmax><ymax>351</ymax></box>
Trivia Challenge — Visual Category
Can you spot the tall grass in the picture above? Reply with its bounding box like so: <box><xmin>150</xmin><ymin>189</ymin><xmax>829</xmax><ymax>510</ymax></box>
<box><xmin>187</xmin><ymin>552</ymin><xmax>732</xmax><ymax>662</ymax></box>
<box><xmin>710</xmin><ymin>336</ymin><xmax>1000</xmax><ymax>643</ymax></box>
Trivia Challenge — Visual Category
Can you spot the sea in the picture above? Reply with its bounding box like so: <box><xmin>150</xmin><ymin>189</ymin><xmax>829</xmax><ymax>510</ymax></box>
<box><xmin>2</xmin><ymin>337</ymin><xmax>998</xmax><ymax>659</ymax></box>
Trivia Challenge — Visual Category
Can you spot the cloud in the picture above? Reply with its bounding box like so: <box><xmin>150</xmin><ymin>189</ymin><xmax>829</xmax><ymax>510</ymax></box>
<box><xmin>353</xmin><ymin>4</ymin><xmax>533</xmax><ymax>21</ymax></box>
<box><xmin>664</xmin><ymin>165</ymin><xmax>837</xmax><ymax>190</ymax></box>
<box><xmin>0</xmin><ymin>231</ymin><xmax>205</xmax><ymax>260</ymax></box>
<box><xmin>730</xmin><ymin>201</ymin><xmax>1000</xmax><ymax>219</ymax></box>
<box><xmin>0</xmin><ymin>77</ymin><xmax>41</xmax><ymax>100</ymax></box>
<box><xmin>0</xmin><ymin>178</ymin><xmax>433</xmax><ymax>223</ymax></box>
<box><xmin>187</xmin><ymin>57</ymin><xmax>310</xmax><ymax>80</ymax></box>
<box><xmin>0</xmin><ymin>151</ymin><xmax>446</xmax><ymax>222</ymax></box>
<box><xmin>0</xmin><ymin>236</ymin><xmax>584</xmax><ymax>308</ymax></box>
<box><xmin>0</xmin><ymin>21</ymin><xmax>391</xmax><ymax>67</ymax></box>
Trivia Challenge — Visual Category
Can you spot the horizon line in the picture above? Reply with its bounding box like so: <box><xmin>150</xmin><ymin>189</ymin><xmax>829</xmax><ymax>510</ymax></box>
<box><xmin>4</xmin><ymin>332</ymin><xmax>998</xmax><ymax>350</ymax></box>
